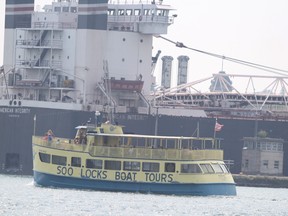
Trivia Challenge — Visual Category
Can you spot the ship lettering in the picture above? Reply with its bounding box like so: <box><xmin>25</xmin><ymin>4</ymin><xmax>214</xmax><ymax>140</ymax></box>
<box><xmin>115</xmin><ymin>171</ymin><xmax>137</xmax><ymax>181</ymax></box>
<box><xmin>80</xmin><ymin>169</ymin><xmax>107</xmax><ymax>179</ymax></box>
<box><xmin>14</xmin><ymin>108</ymin><xmax>31</xmax><ymax>114</ymax></box>
<box><xmin>144</xmin><ymin>173</ymin><xmax>173</xmax><ymax>183</ymax></box>
<box><xmin>57</xmin><ymin>166</ymin><xmax>73</xmax><ymax>176</ymax></box>
<box><xmin>0</xmin><ymin>108</ymin><xmax>14</xmax><ymax>113</ymax></box>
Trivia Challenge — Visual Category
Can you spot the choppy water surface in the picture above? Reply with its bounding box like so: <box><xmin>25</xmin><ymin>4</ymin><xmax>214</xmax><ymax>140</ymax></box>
<box><xmin>0</xmin><ymin>175</ymin><xmax>287</xmax><ymax>216</ymax></box>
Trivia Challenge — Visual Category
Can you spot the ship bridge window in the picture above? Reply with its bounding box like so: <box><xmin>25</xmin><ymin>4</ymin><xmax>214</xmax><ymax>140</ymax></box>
<box><xmin>165</xmin><ymin>163</ymin><xmax>175</xmax><ymax>172</ymax></box>
<box><xmin>71</xmin><ymin>7</ymin><xmax>77</xmax><ymax>13</ymax></box>
<box><xmin>144</xmin><ymin>9</ymin><xmax>152</xmax><ymax>15</ymax></box>
<box><xmin>39</xmin><ymin>152</ymin><xmax>50</xmax><ymax>163</ymax></box>
<box><xmin>200</xmin><ymin>163</ymin><xmax>214</xmax><ymax>174</ymax></box>
<box><xmin>181</xmin><ymin>164</ymin><xmax>202</xmax><ymax>174</ymax></box>
<box><xmin>126</xmin><ymin>9</ymin><xmax>132</xmax><ymax>15</ymax></box>
<box><xmin>142</xmin><ymin>162</ymin><xmax>159</xmax><ymax>172</ymax></box>
<box><xmin>118</xmin><ymin>9</ymin><xmax>125</xmax><ymax>15</ymax></box>
<box><xmin>52</xmin><ymin>155</ymin><xmax>67</xmax><ymax>166</ymax></box>
<box><xmin>134</xmin><ymin>9</ymin><xmax>140</xmax><ymax>16</ymax></box>
<box><xmin>71</xmin><ymin>157</ymin><xmax>81</xmax><ymax>167</ymax></box>
<box><xmin>54</xmin><ymin>7</ymin><xmax>61</xmax><ymax>12</ymax></box>
<box><xmin>108</xmin><ymin>9</ymin><xmax>115</xmax><ymax>15</ymax></box>
<box><xmin>105</xmin><ymin>160</ymin><xmax>121</xmax><ymax>170</ymax></box>
<box><xmin>123</xmin><ymin>161</ymin><xmax>140</xmax><ymax>171</ymax></box>
<box><xmin>211</xmin><ymin>163</ymin><xmax>224</xmax><ymax>173</ymax></box>
<box><xmin>63</xmin><ymin>7</ymin><xmax>69</xmax><ymax>12</ymax></box>
<box><xmin>86</xmin><ymin>159</ymin><xmax>102</xmax><ymax>169</ymax></box>
<box><xmin>157</xmin><ymin>9</ymin><xmax>166</xmax><ymax>16</ymax></box>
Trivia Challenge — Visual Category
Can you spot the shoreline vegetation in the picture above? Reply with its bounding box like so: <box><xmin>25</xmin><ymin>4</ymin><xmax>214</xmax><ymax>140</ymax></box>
<box><xmin>233</xmin><ymin>174</ymin><xmax>288</xmax><ymax>188</ymax></box>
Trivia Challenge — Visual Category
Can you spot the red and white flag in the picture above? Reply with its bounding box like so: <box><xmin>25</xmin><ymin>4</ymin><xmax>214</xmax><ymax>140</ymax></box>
<box><xmin>215</xmin><ymin>121</ymin><xmax>224</xmax><ymax>132</ymax></box>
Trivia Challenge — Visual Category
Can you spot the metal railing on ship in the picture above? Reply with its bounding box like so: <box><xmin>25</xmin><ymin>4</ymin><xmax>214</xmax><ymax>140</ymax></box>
<box><xmin>33</xmin><ymin>136</ymin><xmax>224</xmax><ymax>161</ymax></box>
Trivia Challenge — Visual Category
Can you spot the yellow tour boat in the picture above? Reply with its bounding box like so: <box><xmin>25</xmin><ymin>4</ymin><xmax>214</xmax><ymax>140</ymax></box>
<box><xmin>32</xmin><ymin>122</ymin><xmax>236</xmax><ymax>196</ymax></box>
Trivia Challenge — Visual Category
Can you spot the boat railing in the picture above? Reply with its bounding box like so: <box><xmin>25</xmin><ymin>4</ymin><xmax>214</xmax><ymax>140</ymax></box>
<box><xmin>32</xmin><ymin>21</ymin><xmax>77</xmax><ymax>29</ymax></box>
<box><xmin>33</xmin><ymin>136</ymin><xmax>223</xmax><ymax>161</ymax></box>
<box><xmin>16</xmin><ymin>59</ymin><xmax>62</xmax><ymax>69</ymax></box>
<box><xmin>108</xmin><ymin>14</ymin><xmax>170</xmax><ymax>24</ymax></box>
<box><xmin>88</xmin><ymin>146</ymin><xmax>223</xmax><ymax>161</ymax></box>
<box><xmin>33</xmin><ymin>136</ymin><xmax>88</xmax><ymax>152</ymax></box>
<box><xmin>16</xmin><ymin>39</ymin><xmax>63</xmax><ymax>49</ymax></box>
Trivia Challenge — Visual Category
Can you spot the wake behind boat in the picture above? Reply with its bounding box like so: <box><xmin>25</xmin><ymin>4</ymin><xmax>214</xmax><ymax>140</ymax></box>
<box><xmin>32</xmin><ymin>121</ymin><xmax>236</xmax><ymax>196</ymax></box>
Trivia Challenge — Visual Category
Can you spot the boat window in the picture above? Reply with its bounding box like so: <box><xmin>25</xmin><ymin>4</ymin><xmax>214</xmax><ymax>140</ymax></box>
<box><xmin>39</xmin><ymin>152</ymin><xmax>50</xmax><ymax>163</ymax></box>
<box><xmin>200</xmin><ymin>164</ymin><xmax>214</xmax><ymax>173</ymax></box>
<box><xmin>104</xmin><ymin>160</ymin><xmax>121</xmax><ymax>170</ymax></box>
<box><xmin>165</xmin><ymin>163</ymin><xmax>175</xmax><ymax>172</ymax></box>
<box><xmin>123</xmin><ymin>161</ymin><xmax>140</xmax><ymax>171</ymax></box>
<box><xmin>52</xmin><ymin>155</ymin><xmax>67</xmax><ymax>166</ymax></box>
<box><xmin>165</xmin><ymin>139</ymin><xmax>176</xmax><ymax>149</ymax></box>
<box><xmin>181</xmin><ymin>164</ymin><xmax>202</xmax><ymax>173</ymax></box>
<box><xmin>219</xmin><ymin>163</ymin><xmax>229</xmax><ymax>173</ymax></box>
<box><xmin>86</xmin><ymin>159</ymin><xmax>102</xmax><ymax>169</ymax></box>
<box><xmin>103</xmin><ymin>136</ymin><xmax>108</xmax><ymax>145</ymax></box>
<box><xmin>211</xmin><ymin>163</ymin><xmax>224</xmax><ymax>173</ymax></box>
<box><xmin>142</xmin><ymin>162</ymin><xmax>159</xmax><ymax>172</ymax></box>
<box><xmin>71</xmin><ymin>157</ymin><xmax>81</xmax><ymax>167</ymax></box>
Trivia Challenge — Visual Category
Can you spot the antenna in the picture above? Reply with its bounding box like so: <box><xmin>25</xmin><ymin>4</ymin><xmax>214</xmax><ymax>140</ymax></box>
<box><xmin>0</xmin><ymin>66</ymin><xmax>11</xmax><ymax>99</ymax></box>
<box><xmin>103</xmin><ymin>60</ymin><xmax>114</xmax><ymax>123</ymax></box>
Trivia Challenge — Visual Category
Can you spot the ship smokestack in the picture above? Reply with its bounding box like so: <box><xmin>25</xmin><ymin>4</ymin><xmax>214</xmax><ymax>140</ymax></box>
<box><xmin>161</xmin><ymin>56</ymin><xmax>173</xmax><ymax>89</ymax></box>
<box><xmin>177</xmin><ymin>55</ymin><xmax>189</xmax><ymax>86</ymax></box>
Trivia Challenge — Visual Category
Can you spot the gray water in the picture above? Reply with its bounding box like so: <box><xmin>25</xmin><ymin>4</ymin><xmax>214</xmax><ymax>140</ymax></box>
<box><xmin>0</xmin><ymin>175</ymin><xmax>287</xmax><ymax>216</ymax></box>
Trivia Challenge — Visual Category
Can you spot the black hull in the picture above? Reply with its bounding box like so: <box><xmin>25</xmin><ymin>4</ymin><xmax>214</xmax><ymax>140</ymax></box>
<box><xmin>1</xmin><ymin>106</ymin><xmax>288</xmax><ymax>175</ymax></box>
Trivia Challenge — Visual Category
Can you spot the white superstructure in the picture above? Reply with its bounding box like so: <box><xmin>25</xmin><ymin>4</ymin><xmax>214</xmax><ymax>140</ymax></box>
<box><xmin>1</xmin><ymin>0</ymin><xmax>175</xmax><ymax>112</ymax></box>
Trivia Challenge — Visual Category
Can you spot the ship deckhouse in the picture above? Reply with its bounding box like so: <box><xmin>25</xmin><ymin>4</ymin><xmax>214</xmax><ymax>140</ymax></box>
<box><xmin>107</xmin><ymin>2</ymin><xmax>174</xmax><ymax>34</ymax></box>
<box><xmin>2</xmin><ymin>0</ymin><xmax>175</xmax><ymax>113</ymax></box>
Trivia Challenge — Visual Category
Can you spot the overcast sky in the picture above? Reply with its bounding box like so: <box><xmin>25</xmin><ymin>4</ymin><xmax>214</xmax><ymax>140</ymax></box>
<box><xmin>1</xmin><ymin>0</ymin><xmax>288</xmax><ymax>91</ymax></box>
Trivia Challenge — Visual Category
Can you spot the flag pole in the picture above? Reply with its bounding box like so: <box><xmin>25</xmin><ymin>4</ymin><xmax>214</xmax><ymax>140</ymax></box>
<box><xmin>213</xmin><ymin>118</ymin><xmax>217</xmax><ymax>139</ymax></box>
<box><xmin>197</xmin><ymin>121</ymin><xmax>199</xmax><ymax>138</ymax></box>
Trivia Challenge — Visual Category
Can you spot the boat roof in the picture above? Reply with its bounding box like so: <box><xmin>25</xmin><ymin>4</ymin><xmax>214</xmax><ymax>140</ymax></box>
<box><xmin>87</xmin><ymin>132</ymin><xmax>214</xmax><ymax>141</ymax></box>
<box><xmin>75</xmin><ymin>126</ymin><xmax>87</xmax><ymax>129</ymax></box>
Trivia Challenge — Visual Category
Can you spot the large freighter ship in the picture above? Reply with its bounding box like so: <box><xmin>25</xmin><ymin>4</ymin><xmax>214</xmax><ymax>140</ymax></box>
<box><xmin>1</xmin><ymin>0</ymin><xmax>288</xmax><ymax>176</ymax></box>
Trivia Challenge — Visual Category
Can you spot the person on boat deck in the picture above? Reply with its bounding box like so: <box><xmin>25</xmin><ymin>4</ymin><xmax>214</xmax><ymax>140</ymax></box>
<box><xmin>79</xmin><ymin>129</ymin><xmax>87</xmax><ymax>144</ymax></box>
<box><xmin>47</xmin><ymin>129</ymin><xmax>54</xmax><ymax>141</ymax></box>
